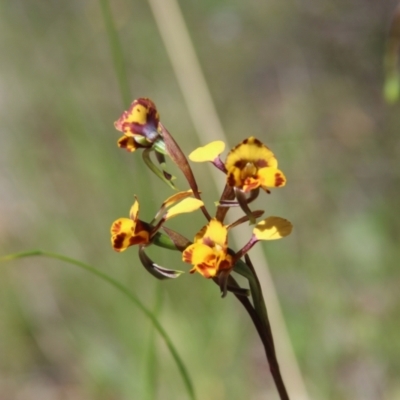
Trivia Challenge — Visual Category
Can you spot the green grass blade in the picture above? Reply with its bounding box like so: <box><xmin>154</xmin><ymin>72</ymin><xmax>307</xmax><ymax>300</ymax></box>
<box><xmin>98</xmin><ymin>0</ymin><xmax>131</xmax><ymax>107</ymax></box>
<box><xmin>145</xmin><ymin>282</ymin><xmax>163</xmax><ymax>400</ymax></box>
<box><xmin>0</xmin><ymin>250</ymin><xmax>196</xmax><ymax>400</ymax></box>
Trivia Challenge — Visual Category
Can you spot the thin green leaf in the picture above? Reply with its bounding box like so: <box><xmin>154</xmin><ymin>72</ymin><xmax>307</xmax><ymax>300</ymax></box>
<box><xmin>98</xmin><ymin>0</ymin><xmax>131</xmax><ymax>107</ymax></box>
<box><xmin>0</xmin><ymin>250</ymin><xmax>196</xmax><ymax>400</ymax></box>
<box><xmin>145</xmin><ymin>282</ymin><xmax>163</xmax><ymax>400</ymax></box>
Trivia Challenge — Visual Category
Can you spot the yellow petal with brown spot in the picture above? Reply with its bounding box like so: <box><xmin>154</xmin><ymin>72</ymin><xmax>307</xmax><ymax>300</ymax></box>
<box><xmin>182</xmin><ymin>243</ymin><xmax>214</xmax><ymax>265</ymax></box>
<box><xmin>117</xmin><ymin>136</ymin><xmax>139</xmax><ymax>152</ymax></box>
<box><xmin>202</xmin><ymin>219</ymin><xmax>228</xmax><ymax>247</ymax></box>
<box><xmin>111</xmin><ymin>218</ymin><xmax>134</xmax><ymax>251</ymax></box>
<box><xmin>225</xmin><ymin>137</ymin><xmax>277</xmax><ymax>171</ymax></box>
<box><xmin>125</xmin><ymin>104</ymin><xmax>148</xmax><ymax>125</ymax></box>
<box><xmin>257</xmin><ymin>168</ymin><xmax>287</xmax><ymax>188</ymax></box>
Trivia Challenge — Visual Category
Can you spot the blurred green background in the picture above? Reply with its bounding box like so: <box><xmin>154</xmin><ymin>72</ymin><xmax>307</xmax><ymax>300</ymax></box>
<box><xmin>1</xmin><ymin>1</ymin><xmax>400</xmax><ymax>399</ymax></box>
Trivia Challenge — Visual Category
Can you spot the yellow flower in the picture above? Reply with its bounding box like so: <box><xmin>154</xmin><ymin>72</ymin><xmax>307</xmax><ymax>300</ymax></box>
<box><xmin>111</xmin><ymin>191</ymin><xmax>204</xmax><ymax>280</ymax></box>
<box><xmin>182</xmin><ymin>219</ymin><xmax>233</xmax><ymax>278</ymax></box>
<box><xmin>111</xmin><ymin>191</ymin><xmax>204</xmax><ymax>252</ymax></box>
<box><xmin>111</xmin><ymin>197</ymin><xmax>150</xmax><ymax>252</ymax></box>
<box><xmin>114</xmin><ymin>98</ymin><xmax>161</xmax><ymax>151</ymax></box>
<box><xmin>225</xmin><ymin>137</ymin><xmax>286</xmax><ymax>193</ymax></box>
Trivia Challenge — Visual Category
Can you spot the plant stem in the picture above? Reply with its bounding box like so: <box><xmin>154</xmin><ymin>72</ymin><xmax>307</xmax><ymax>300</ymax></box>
<box><xmin>234</xmin><ymin>256</ymin><xmax>289</xmax><ymax>400</ymax></box>
<box><xmin>245</xmin><ymin>254</ymin><xmax>289</xmax><ymax>400</ymax></box>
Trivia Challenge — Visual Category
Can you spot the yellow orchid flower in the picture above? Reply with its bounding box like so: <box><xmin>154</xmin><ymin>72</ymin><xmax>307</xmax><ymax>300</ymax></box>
<box><xmin>111</xmin><ymin>191</ymin><xmax>204</xmax><ymax>253</ymax></box>
<box><xmin>225</xmin><ymin>136</ymin><xmax>286</xmax><ymax>193</ymax></box>
<box><xmin>111</xmin><ymin>196</ymin><xmax>150</xmax><ymax>252</ymax></box>
<box><xmin>114</xmin><ymin>98</ymin><xmax>161</xmax><ymax>147</ymax></box>
<box><xmin>182</xmin><ymin>219</ymin><xmax>233</xmax><ymax>279</ymax></box>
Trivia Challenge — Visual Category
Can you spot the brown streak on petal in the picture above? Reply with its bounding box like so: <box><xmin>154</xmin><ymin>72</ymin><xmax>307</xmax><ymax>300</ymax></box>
<box><xmin>252</xmin><ymin>137</ymin><xmax>263</xmax><ymax>147</ymax></box>
<box><xmin>256</xmin><ymin>159</ymin><xmax>268</xmax><ymax>168</ymax></box>
<box><xmin>111</xmin><ymin>221</ymin><xmax>122</xmax><ymax>234</ymax></box>
<box><xmin>202</xmin><ymin>237</ymin><xmax>214</xmax><ymax>247</ymax></box>
<box><xmin>243</xmin><ymin>178</ymin><xmax>260</xmax><ymax>192</ymax></box>
<box><xmin>234</xmin><ymin>160</ymin><xmax>247</xmax><ymax>169</ymax></box>
<box><xmin>182</xmin><ymin>249</ymin><xmax>194</xmax><ymax>263</ymax></box>
<box><xmin>113</xmin><ymin>233</ymin><xmax>126</xmax><ymax>249</ymax></box>
<box><xmin>197</xmin><ymin>263</ymin><xmax>214</xmax><ymax>278</ymax></box>
<box><xmin>275</xmin><ymin>173</ymin><xmax>285</xmax><ymax>187</ymax></box>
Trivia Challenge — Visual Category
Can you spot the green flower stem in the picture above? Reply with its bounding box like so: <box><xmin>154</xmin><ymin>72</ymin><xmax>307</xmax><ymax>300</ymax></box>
<box><xmin>0</xmin><ymin>250</ymin><xmax>196</xmax><ymax>400</ymax></box>
<box><xmin>234</xmin><ymin>256</ymin><xmax>289</xmax><ymax>400</ymax></box>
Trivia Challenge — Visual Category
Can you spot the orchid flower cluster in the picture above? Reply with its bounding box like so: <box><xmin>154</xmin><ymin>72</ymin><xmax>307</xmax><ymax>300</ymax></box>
<box><xmin>111</xmin><ymin>98</ymin><xmax>292</xmax><ymax>295</ymax></box>
<box><xmin>110</xmin><ymin>98</ymin><xmax>292</xmax><ymax>398</ymax></box>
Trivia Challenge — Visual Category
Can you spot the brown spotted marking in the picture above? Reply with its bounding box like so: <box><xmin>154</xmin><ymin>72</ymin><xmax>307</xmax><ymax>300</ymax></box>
<box><xmin>251</xmin><ymin>137</ymin><xmax>263</xmax><ymax>147</ymax></box>
<box><xmin>183</xmin><ymin>248</ymin><xmax>194</xmax><ymax>263</ymax></box>
<box><xmin>113</xmin><ymin>233</ymin><xmax>126</xmax><ymax>250</ymax></box>
<box><xmin>275</xmin><ymin>172</ymin><xmax>285</xmax><ymax>187</ymax></box>
<box><xmin>233</xmin><ymin>160</ymin><xmax>246</xmax><ymax>169</ymax></box>
<box><xmin>255</xmin><ymin>159</ymin><xmax>268</xmax><ymax>168</ymax></box>
<box><xmin>111</xmin><ymin>221</ymin><xmax>122</xmax><ymax>234</ymax></box>
<box><xmin>202</xmin><ymin>236</ymin><xmax>214</xmax><ymax>247</ymax></box>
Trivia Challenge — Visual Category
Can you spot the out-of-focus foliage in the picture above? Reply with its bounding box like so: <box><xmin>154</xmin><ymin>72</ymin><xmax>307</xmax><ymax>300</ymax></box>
<box><xmin>384</xmin><ymin>3</ymin><xmax>400</xmax><ymax>103</ymax></box>
<box><xmin>1</xmin><ymin>1</ymin><xmax>400</xmax><ymax>399</ymax></box>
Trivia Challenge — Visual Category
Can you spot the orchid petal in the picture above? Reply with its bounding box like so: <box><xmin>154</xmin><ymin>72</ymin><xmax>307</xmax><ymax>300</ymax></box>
<box><xmin>188</xmin><ymin>141</ymin><xmax>225</xmax><ymax>162</ymax></box>
<box><xmin>253</xmin><ymin>217</ymin><xmax>293</xmax><ymax>241</ymax></box>
<box><xmin>257</xmin><ymin>168</ymin><xmax>286</xmax><ymax>188</ymax></box>
<box><xmin>165</xmin><ymin>198</ymin><xmax>204</xmax><ymax>220</ymax></box>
